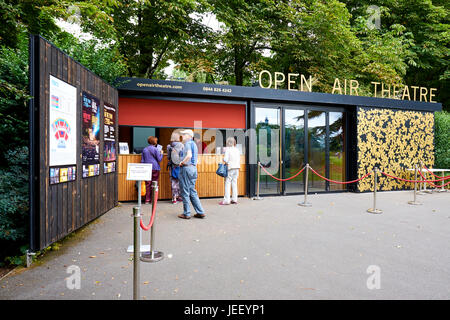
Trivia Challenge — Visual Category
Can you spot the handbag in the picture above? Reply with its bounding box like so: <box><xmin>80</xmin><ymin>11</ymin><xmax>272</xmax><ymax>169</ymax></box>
<box><xmin>171</xmin><ymin>166</ymin><xmax>180</xmax><ymax>179</ymax></box>
<box><xmin>216</xmin><ymin>163</ymin><xmax>228</xmax><ymax>177</ymax></box>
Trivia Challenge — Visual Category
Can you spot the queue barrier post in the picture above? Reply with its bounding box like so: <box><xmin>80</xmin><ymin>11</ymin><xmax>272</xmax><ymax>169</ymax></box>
<box><xmin>141</xmin><ymin>181</ymin><xmax>164</xmax><ymax>263</ymax></box>
<box><xmin>298</xmin><ymin>163</ymin><xmax>312</xmax><ymax>207</ymax></box>
<box><xmin>420</xmin><ymin>161</ymin><xmax>433</xmax><ymax>194</ymax></box>
<box><xmin>252</xmin><ymin>162</ymin><xmax>263</xmax><ymax>200</ymax></box>
<box><xmin>367</xmin><ymin>167</ymin><xmax>382</xmax><ymax>214</ymax></box>
<box><xmin>132</xmin><ymin>206</ymin><xmax>141</xmax><ymax>300</ymax></box>
<box><xmin>408</xmin><ymin>164</ymin><xmax>423</xmax><ymax>206</ymax></box>
<box><xmin>438</xmin><ymin>170</ymin><xmax>449</xmax><ymax>193</ymax></box>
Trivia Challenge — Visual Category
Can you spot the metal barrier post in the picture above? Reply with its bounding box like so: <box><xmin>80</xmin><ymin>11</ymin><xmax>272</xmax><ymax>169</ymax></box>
<box><xmin>420</xmin><ymin>161</ymin><xmax>433</xmax><ymax>194</ymax></box>
<box><xmin>141</xmin><ymin>181</ymin><xmax>164</xmax><ymax>263</ymax></box>
<box><xmin>417</xmin><ymin>162</ymin><xmax>426</xmax><ymax>195</ymax></box>
<box><xmin>298</xmin><ymin>164</ymin><xmax>312</xmax><ymax>207</ymax></box>
<box><xmin>127</xmin><ymin>181</ymin><xmax>149</xmax><ymax>253</ymax></box>
<box><xmin>367</xmin><ymin>168</ymin><xmax>382</xmax><ymax>214</ymax></box>
<box><xmin>408</xmin><ymin>164</ymin><xmax>423</xmax><ymax>205</ymax></box>
<box><xmin>438</xmin><ymin>170</ymin><xmax>448</xmax><ymax>193</ymax></box>
<box><xmin>132</xmin><ymin>206</ymin><xmax>140</xmax><ymax>300</ymax></box>
<box><xmin>252</xmin><ymin>162</ymin><xmax>263</xmax><ymax>200</ymax></box>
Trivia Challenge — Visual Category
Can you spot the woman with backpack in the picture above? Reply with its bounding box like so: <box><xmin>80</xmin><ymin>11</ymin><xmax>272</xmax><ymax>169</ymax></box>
<box><xmin>167</xmin><ymin>131</ymin><xmax>184</xmax><ymax>204</ymax></box>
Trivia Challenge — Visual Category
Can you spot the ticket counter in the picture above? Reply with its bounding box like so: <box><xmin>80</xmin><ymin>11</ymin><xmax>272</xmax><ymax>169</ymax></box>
<box><xmin>118</xmin><ymin>153</ymin><xmax>246</xmax><ymax>201</ymax></box>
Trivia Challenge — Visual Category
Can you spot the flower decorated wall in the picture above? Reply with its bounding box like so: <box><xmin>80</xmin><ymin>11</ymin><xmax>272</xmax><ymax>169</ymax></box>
<box><xmin>356</xmin><ymin>107</ymin><xmax>435</xmax><ymax>192</ymax></box>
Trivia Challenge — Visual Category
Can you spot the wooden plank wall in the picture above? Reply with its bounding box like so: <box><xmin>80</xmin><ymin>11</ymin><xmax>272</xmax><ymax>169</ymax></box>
<box><xmin>118</xmin><ymin>154</ymin><xmax>246</xmax><ymax>201</ymax></box>
<box><xmin>34</xmin><ymin>36</ymin><xmax>118</xmax><ymax>250</ymax></box>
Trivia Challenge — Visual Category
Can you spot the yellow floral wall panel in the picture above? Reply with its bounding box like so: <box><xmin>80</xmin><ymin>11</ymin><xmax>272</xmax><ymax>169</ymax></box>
<box><xmin>356</xmin><ymin>107</ymin><xmax>434</xmax><ymax>192</ymax></box>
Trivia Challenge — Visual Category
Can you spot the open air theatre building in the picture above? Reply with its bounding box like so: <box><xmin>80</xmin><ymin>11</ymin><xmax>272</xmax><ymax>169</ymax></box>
<box><xmin>29</xmin><ymin>36</ymin><xmax>442</xmax><ymax>252</ymax></box>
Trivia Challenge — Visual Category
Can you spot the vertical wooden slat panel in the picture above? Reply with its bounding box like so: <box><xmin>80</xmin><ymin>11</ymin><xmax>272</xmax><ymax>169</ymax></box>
<box><xmin>35</xmin><ymin>36</ymin><xmax>118</xmax><ymax>250</ymax></box>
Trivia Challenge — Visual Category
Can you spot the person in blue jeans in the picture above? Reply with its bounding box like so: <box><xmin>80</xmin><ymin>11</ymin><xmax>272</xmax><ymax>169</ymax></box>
<box><xmin>177</xmin><ymin>129</ymin><xmax>206</xmax><ymax>219</ymax></box>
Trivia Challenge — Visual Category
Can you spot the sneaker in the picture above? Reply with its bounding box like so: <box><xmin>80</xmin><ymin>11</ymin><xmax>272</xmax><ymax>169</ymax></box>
<box><xmin>178</xmin><ymin>214</ymin><xmax>191</xmax><ymax>219</ymax></box>
<box><xmin>231</xmin><ymin>201</ymin><xmax>238</xmax><ymax>204</ymax></box>
<box><xmin>172</xmin><ymin>200</ymin><xmax>177</xmax><ymax>204</ymax></box>
<box><xmin>219</xmin><ymin>201</ymin><xmax>230</xmax><ymax>205</ymax></box>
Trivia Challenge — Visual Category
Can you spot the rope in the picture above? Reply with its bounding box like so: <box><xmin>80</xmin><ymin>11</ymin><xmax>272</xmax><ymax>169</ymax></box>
<box><xmin>259</xmin><ymin>164</ymin><xmax>306</xmax><ymax>182</ymax></box>
<box><xmin>421</xmin><ymin>164</ymin><xmax>450</xmax><ymax>179</ymax></box>
<box><xmin>140</xmin><ymin>189</ymin><xmax>158</xmax><ymax>231</ymax></box>
<box><xmin>309</xmin><ymin>166</ymin><xmax>372</xmax><ymax>184</ymax></box>
<box><xmin>418</xmin><ymin>170</ymin><xmax>450</xmax><ymax>188</ymax></box>
<box><xmin>380</xmin><ymin>171</ymin><xmax>423</xmax><ymax>183</ymax></box>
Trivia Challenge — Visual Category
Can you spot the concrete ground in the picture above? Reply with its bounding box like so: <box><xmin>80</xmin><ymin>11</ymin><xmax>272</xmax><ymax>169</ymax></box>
<box><xmin>0</xmin><ymin>190</ymin><xmax>449</xmax><ymax>300</ymax></box>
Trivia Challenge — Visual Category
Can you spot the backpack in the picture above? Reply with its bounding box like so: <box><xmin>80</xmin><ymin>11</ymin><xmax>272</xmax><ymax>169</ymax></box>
<box><xmin>169</xmin><ymin>142</ymin><xmax>183</xmax><ymax>165</ymax></box>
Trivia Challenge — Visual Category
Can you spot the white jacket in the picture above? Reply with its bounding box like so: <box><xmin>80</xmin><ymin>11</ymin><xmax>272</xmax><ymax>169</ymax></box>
<box><xmin>223</xmin><ymin>146</ymin><xmax>240</xmax><ymax>169</ymax></box>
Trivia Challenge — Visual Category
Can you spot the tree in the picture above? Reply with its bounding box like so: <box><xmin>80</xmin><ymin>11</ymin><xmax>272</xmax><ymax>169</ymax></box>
<box><xmin>267</xmin><ymin>0</ymin><xmax>412</xmax><ymax>95</ymax></box>
<box><xmin>110</xmin><ymin>0</ymin><xmax>209</xmax><ymax>78</ymax></box>
<box><xmin>341</xmin><ymin>0</ymin><xmax>449</xmax><ymax>109</ymax></box>
<box><xmin>208</xmin><ymin>0</ymin><xmax>284</xmax><ymax>86</ymax></box>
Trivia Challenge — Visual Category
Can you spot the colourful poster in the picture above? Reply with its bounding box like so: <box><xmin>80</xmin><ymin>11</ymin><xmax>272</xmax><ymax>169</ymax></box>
<box><xmin>49</xmin><ymin>75</ymin><xmax>77</xmax><ymax>166</ymax></box>
<box><xmin>82</xmin><ymin>92</ymin><xmax>100</xmax><ymax>177</ymax></box>
<box><xmin>103</xmin><ymin>103</ymin><xmax>116</xmax><ymax>173</ymax></box>
<box><xmin>59</xmin><ymin>168</ymin><xmax>68</xmax><ymax>183</ymax></box>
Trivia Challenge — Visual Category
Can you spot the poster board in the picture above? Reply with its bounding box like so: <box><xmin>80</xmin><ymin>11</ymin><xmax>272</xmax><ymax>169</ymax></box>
<box><xmin>103</xmin><ymin>102</ymin><xmax>116</xmax><ymax>173</ymax></box>
<box><xmin>49</xmin><ymin>75</ymin><xmax>77</xmax><ymax>166</ymax></box>
<box><xmin>82</xmin><ymin>91</ymin><xmax>101</xmax><ymax>178</ymax></box>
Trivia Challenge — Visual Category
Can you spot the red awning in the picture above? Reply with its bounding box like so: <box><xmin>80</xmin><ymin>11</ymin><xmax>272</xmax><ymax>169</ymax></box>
<box><xmin>118</xmin><ymin>98</ymin><xmax>246</xmax><ymax>129</ymax></box>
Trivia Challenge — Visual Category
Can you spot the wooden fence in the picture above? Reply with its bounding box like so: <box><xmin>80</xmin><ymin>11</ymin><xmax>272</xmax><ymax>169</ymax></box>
<box><xmin>29</xmin><ymin>35</ymin><xmax>118</xmax><ymax>251</ymax></box>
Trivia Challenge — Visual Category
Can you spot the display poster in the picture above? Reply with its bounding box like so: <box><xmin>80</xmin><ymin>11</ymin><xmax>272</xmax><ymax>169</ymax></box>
<box><xmin>82</xmin><ymin>91</ymin><xmax>101</xmax><ymax>177</ymax></box>
<box><xmin>49</xmin><ymin>165</ymin><xmax>76</xmax><ymax>185</ymax></box>
<box><xmin>49</xmin><ymin>75</ymin><xmax>77</xmax><ymax>166</ymax></box>
<box><xmin>119</xmin><ymin>142</ymin><xmax>129</xmax><ymax>154</ymax></box>
<box><xmin>103</xmin><ymin>103</ymin><xmax>116</xmax><ymax>173</ymax></box>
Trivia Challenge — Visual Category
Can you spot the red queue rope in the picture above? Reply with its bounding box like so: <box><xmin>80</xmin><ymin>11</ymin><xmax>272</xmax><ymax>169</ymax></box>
<box><xmin>422</xmin><ymin>164</ymin><xmax>450</xmax><ymax>179</ymax></box>
<box><xmin>309</xmin><ymin>166</ymin><xmax>372</xmax><ymax>184</ymax></box>
<box><xmin>417</xmin><ymin>170</ymin><xmax>450</xmax><ymax>182</ymax></box>
<box><xmin>258</xmin><ymin>162</ymin><xmax>449</xmax><ymax>187</ymax></box>
<box><xmin>259</xmin><ymin>164</ymin><xmax>306</xmax><ymax>181</ymax></box>
<box><xmin>140</xmin><ymin>190</ymin><xmax>158</xmax><ymax>231</ymax></box>
<box><xmin>418</xmin><ymin>170</ymin><xmax>450</xmax><ymax>188</ymax></box>
<box><xmin>380</xmin><ymin>171</ymin><xmax>425</xmax><ymax>183</ymax></box>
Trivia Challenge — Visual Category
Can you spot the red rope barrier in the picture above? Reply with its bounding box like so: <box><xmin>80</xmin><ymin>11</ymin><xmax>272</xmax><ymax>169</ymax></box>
<box><xmin>380</xmin><ymin>171</ymin><xmax>422</xmax><ymax>183</ymax></box>
<box><xmin>418</xmin><ymin>170</ymin><xmax>450</xmax><ymax>188</ymax></box>
<box><xmin>309</xmin><ymin>166</ymin><xmax>372</xmax><ymax>184</ymax></box>
<box><xmin>259</xmin><ymin>164</ymin><xmax>306</xmax><ymax>182</ymax></box>
<box><xmin>422</xmin><ymin>164</ymin><xmax>450</xmax><ymax>179</ymax></box>
<box><xmin>140</xmin><ymin>189</ymin><xmax>158</xmax><ymax>231</ymax></box>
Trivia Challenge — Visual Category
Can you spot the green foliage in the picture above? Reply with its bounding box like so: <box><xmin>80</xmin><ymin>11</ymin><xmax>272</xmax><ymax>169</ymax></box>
<box><xmin>110</xmin><ymin>0</ymin><xmax>209</xmax><ymax>78</ymax></box>
<box><xmin>0</xmin><ymin>32</ymin><xmax>30</xmax><ymax>166</ymax></box>
<box><xmin>0</xmin><ymin>147</ymin><xmax>29</xmax><ymax>263</ymax></box>
<box><xmin>48</xmin><ymin>31</ymin><xmax>128</xmax><ymax>85</ymax></box>
<box><xmin>434</xmin><ymin>111</ymin><xmax>450</xmax><ymax>169</ymax></box>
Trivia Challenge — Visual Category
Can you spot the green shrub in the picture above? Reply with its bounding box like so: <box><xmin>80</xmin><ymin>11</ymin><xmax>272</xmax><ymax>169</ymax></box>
<box><xmin>435</xmin><ymin>111</ymin><xmax>450</xmax><ymax>169</ymax></box>
<box><xmin>0</xmin><ymin>147</ymin><xmax>29</xmax><ymax>264</ymax></box>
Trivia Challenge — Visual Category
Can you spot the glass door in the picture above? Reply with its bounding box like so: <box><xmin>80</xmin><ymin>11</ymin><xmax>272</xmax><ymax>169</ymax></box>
<box><xmin>255</xmin><ymin>107</ymin><xmax>281</xmax><ymax>195</ymax></box>
<box><xmin>307</xmin><ymin>110</ymin><xmax>327</xmax><ymax>192</ymax></box>
<box><xmin>283</xmin><ymin>109</ymin><xmax>305</xmax><ymax>194</ymax></box>
<box><xmin>252</xmin><ymin>105</ymin><xmax>347</xmax><ymax>197</ymax></box>
<box><xmin>329</xmin><ymin>112</ymin><xmax>346</xmax><ymax>190</ymax></box>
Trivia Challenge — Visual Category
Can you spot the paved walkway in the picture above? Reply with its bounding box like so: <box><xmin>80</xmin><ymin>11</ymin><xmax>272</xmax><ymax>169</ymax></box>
<box><xmin>1</xmin><ymin>191</ymin><xmax>449</xmax><ymax>300</ymax></box>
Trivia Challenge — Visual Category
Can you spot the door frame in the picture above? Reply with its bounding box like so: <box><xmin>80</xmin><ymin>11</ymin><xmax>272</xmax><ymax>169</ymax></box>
<box><xmin>251</xmin><ymin>101</ymin><xmax>347</xmax><ymax>197</ymax></box>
